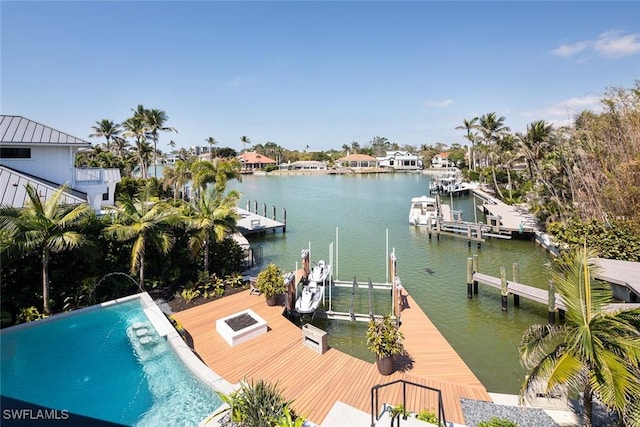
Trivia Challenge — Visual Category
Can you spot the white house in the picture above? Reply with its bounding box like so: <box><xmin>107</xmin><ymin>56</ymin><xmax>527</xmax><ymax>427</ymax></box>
<box><xmin>430</xmin><ymin>152</ymin><xmax>454</xmax><ymax>168</ymax></box>
<box><xmin>0</xmin><ymin>115</ymin><xmax>121</xmax><ymax>212</ymax></box>
<box><xmin>377</xmin><ymin>151</ymin><xmax>422</xmax><ymax>170</ymax></box>
<box><xmin>278</xmin><ymin>160</ymin><xmax>327</xmax><ymax>171</ymax></box>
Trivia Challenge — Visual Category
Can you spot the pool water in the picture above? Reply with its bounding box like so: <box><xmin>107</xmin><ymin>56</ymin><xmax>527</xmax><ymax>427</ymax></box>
<box><xmin>0</xmin><ymin>299</ymin><xmax>222</xmax><ymax>426</ymax></box>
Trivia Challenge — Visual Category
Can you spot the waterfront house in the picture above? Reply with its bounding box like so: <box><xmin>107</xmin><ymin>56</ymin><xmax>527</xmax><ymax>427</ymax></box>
<box><xmin>377</xmin><ymin>150</ymin><xmax>422</xmax><ymax>171</ymax></box>
<box><xmin>431</xmin><ymin>152</ymin><xmax>453</xmax><ymax>168</ymax></box>
<box><xmin>0</xmin><ymin>115</ymin><xmax>120</xmax><ymax>213</ymax></box>
<box><xmin>278</xmin><ymin>160</ymin><xmax>327</xmax><ymax>171</ymax></box>
<box><xmin>238</xmin><ymin>151</ymin><xmax>277</xmax><ymax>171</ymax></box>
<box><xmin>335</xmin><ymin>153</ymin><xmax>378</xmax><ymax>168</ymax></box>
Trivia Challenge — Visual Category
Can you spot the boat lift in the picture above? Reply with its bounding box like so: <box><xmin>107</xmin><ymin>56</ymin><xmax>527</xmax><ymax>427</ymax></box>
<box><xmin>291</xmin><ymin>228</ymin><xmax>403</xmax><ymax>323</ymax></box>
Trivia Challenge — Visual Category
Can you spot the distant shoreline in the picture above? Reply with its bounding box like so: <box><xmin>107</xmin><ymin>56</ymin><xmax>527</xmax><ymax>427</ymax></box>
<box><xmin>258</xmin><ymin>168</ymin><xmax>452</xmax><ymax>176</ymax></box>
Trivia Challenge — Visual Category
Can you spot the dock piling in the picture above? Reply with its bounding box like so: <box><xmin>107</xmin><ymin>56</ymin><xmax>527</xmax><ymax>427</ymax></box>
<box><xmin>500</xmin><ymin>267</ymin><xmax>508</xmax><ymax>311</ymax></box>
<box><xmin>548</xmin><ymin>280</ymin><xmax>556</xmax><ymax>325</ymax></box>
<box><xmin>466</xmin><ymin>258</ymin><xmax>473</xmax><ymax>298</ymax></box>
<box><xmin>512</xmin><ymin>263</ymin><xmax>520</xmax><ymax>307</ymax></box>
<box><xmin>472</xmin><ymin>254</ymin><xmax>479</xmax><ymax>294</ymax></box>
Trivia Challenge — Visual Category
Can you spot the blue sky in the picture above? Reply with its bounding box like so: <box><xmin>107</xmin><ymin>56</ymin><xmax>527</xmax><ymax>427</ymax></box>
<box><xmin>2</xmin><ymin>1</ymin><xmax>639</xmax><ymax>153</ymax></box>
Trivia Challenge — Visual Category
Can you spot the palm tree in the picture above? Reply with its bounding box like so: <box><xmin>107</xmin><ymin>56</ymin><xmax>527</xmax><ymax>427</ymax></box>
<box><xmin>122</xmin><ymin>115</ymin><xmax>150</xmax><ymax>178</ymax></box>
<box><xmin>89</xmin><ymin>119</ymin><xmax>122</xmax><ymax>152</ymax></box>
<box><xmin>517</xmin><ymin>120</ymin><xmax>554</xmax><ymax>183</ymax></box>
<box><xmin>145</xmin><ymin>108</ymin><xmax>177</xmax><ymax>179</ymax></box>
<box><xmin>205</xmin><ymin>136</ymin><xmax>218</xmax><ymax>160</ymax></box>
<box><xmin>519</xmin><ymin>247</ymin><xmax>640</xmax><ymax>427</ymax></box>
<box><xmin>103</xmin><ymin>182</ymin><xmax>181</xmax><ymax>289</ymax></box>
<box><xmin>0</xmin><ymin>184</ymin><xmax>92</xmax><ymax>315</ymax></box>
<box><xmin>455</xmin><ymin>117</ymin><xmax>479</xmax><ymax>171</ymax></box>
<box><xmin>191</xmin><ymin>158</ymin><xmax>242</xmax><ymax>198</ymax></box>
<box><xmin>240</xmin><ymin>135</ymin><xmax>251</xmax><ymax>153</ymax></box>
<box><xmin>162</xmin><ymin>159</ymin><xmax>193</xmax><ymax>201</ymax></box>
<box><xmin>184</xmin><ymin>189</ymin><xmax>239</xmax><ymax>273</ymax></box>
<box><xmin>477</xmin><ymin>113</ymin><xmax>511</xmax><ymax>198</ymax></box>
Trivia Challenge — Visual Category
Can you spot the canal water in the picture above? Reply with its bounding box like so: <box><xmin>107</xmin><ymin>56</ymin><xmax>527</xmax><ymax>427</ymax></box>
<box><xmin>229</xmin><ymin>173</ymin><xmax>554</xmax><ymax>394</ymax></box>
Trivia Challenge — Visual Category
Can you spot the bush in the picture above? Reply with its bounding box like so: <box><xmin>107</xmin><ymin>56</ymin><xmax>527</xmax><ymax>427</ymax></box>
<box><xmin>416</xmin><ymin>408</ymin><xmax>439</xmax><ymax>424</ymax></box>
<box><xmin>477</xmin><ymin>416</ymin><xmax>518</xmax><ymax>427</ymax></box>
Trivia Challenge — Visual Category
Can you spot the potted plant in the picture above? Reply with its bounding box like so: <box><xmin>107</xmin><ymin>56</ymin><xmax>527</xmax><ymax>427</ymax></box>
<box><xmin>255</xmin><ymin>263</ymin><xmax>286</xmax><ymax>306</ymax></box>
<box><xmin>366</xmin><ymin>314</ymin><xmax>404</xmax><ymax>375</ymax></box>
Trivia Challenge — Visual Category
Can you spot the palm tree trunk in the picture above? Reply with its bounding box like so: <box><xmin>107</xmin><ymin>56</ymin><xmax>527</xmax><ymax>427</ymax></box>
<box><xmin>204</xmin><ymin>240</ymin><xmax>209</xmax><ymax>273</ymax></box>
<box><xmin>42</xmin><ymin>247</ymin><xmax>51</xmax><ymax>315</ymax></box>
<box><xmin>492</xmin><ymin>166</ymin><xmax>504</xmax><ymax>199</ymax></box>
<box><xmin>583</xmin><ymin>382</ymin><xmax>593</xmax><ymax>427</ymax></box>
<box><xmin>139</xmin><ymin>256</ymin><xmax>145</xmax><ymax>290</ymax></box>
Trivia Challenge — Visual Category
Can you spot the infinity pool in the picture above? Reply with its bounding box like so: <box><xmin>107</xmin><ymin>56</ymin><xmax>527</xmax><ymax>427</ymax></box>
<box><xmin>1</xmin><ymin>295</ymin><xmax>224</xmax><ymax>426</ymax></box>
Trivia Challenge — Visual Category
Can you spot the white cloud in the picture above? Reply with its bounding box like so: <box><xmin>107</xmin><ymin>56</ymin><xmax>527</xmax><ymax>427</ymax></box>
<box><xmin>520</xmin><ymin>95</ymin><xmax>602</xmax><ymax>123</ymax></box>
<box><xmin>551</xmin><ymin>41</ymin><xmax>589</xmax><ymax>58</ymax></box>
<box><xmin>423</xmin><ymin>99</ymin><xmax>453</xmax><ymax>108</ymax></box>
<box><xmin>551</xmin><ymin>30</ymin><xmax>640</xmax><ymax>60</ymax></box>
<box><xmin>594</xmin><ymin>30</ymin><xmax>640</xmax><ymax>58</ymax></box>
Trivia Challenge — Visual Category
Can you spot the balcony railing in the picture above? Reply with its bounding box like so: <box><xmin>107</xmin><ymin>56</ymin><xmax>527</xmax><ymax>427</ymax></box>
<box><xmin>75</xmin><ymin>168</ymin><xmax>104</xmax><ymax>184</ymax></box>
<box><xmin>370</xmin><ymin>379</ymin><xmax>447</xmax><ymax>427</ymax></box>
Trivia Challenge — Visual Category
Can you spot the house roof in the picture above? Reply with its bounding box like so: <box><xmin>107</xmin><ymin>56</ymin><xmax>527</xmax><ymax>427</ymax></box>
<box><xmin>238</xmin><ymin>151</ymin><xmax>276</xmax><ymax>164</ymax></box>
<box><xmin>0</xmin><ymin>166</ymin><xmax>87</xmax><ymax>208</ymax></box>
<box><xmin>337</xmin><ymin>153</ymin><xmax>377</xmax><ymax>162</ymax></box>
<box><xmin>0</xmin><ymin>115</ymin><xmax>91</xmax><ymax>146</ymax></box>
<box><xmin>437</xmin><ymin>152</ymin><xmax>450</xmax><ymax>158</ymax></box>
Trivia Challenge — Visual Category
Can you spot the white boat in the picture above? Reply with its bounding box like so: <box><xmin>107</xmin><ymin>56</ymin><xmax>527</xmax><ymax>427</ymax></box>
<box><xmin>408</xmin><ymin>196</ymin><xmax>439</xmax><ymax>226</ymax></box>
<box><xmin>308</xmin><ymin>260</ymin><xmax>331</xmax><ymax>284</ymax></box>
<box><xmin>295</xmin><ymin>281</ymin><xmax>324</xmax><ymax>314</ymax></box>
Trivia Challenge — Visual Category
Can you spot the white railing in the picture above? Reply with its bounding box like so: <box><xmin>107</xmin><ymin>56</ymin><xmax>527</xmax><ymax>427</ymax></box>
<box><xmin>75</xmin><ymin>168</ymin><xmax>104</xmax><ymax>184</ymax></box>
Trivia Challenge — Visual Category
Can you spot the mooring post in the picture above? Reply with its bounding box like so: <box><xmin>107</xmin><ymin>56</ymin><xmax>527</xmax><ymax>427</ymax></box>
<box><xmin>350</xmin><ymin>277</ymin><xmax>356</xmax><ymax>321</ymax></box>
<box><xmin>472</xmin><ymin>254</ymin><xmax>479</xmax><ymax>294</ymax></box>
<box><xmin>263</xmin><ymin>202</ymin><xmax>267</xmax><ymax>218</ymax></box>
<box><xmin>246</xmin><ymin>200</ymin><xmax>250</xmax><ymax>211</ymax></box>
<box><xmin>466</xmin><ymin>257</ymin><xmax>473</xmax><ymax>298</ymax></box>
<box><xmin>282</xmin><ymin>208</ymin><xmax>287</xmax><ymax>233</ymax></box>
<box><xmin>512</xmin><ymin>262</ymin><xmax>520</xmax><ymax>307</ymax></box>
<box><xmin>253</xmin><ymin>200</ymin><xmax>258</xmax><ymax>213</ymax></box>
<box><xmin>272</xmin><ymin>205</ymin><xmax>276</xmax><ymax>220</ymax></box>
<box><xmin>501</xmin><ymin>267</ymin><xmax>508</xmax><ymax>311</ymax></box>
<box><xmin>548</xmin><ymin>280</ymin><xmax>556</xmax><ymax>325</ymax></box>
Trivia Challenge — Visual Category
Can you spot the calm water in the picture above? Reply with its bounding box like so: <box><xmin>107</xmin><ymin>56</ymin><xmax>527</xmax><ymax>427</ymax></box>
<box><xmin>230</xmin><ymin>174</ymin><xmax>554</xmax><ymax>394</ymax></box>
<box><xmin>0</xmin><ymin>299</ymin><xmax>222</xmax><ymax>426</ymax></box>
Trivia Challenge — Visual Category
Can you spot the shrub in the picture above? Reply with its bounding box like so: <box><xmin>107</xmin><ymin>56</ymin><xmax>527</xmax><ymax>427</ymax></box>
<box><xmin>477</xmin><ymin>416</ymin><xmax>518</xmax><ymax>427</ymax></box>
<box><xmin>416</xmin><ymin>408</ymin><xmax>439</xmax><ymax>424</ymax></box>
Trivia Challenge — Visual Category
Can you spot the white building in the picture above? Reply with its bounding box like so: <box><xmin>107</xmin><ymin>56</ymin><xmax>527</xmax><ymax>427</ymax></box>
<box><xmin>0</xmin><ymin>115</ymin><xmax>121</xmax><ymax>212</ymax></box>
<box><xmin>377</xmin><ymin>151</ymin><xmax>422</xmax><ymax>170</ymax></box>
<box><xmin>430</xmin><ymin>152</ymin><xmax>454</xmax><ymax>168</ymax></box>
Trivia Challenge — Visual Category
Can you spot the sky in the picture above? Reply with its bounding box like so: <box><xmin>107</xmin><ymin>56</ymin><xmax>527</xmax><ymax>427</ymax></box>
<box><xmin>2</xmin><ymin>1</ymin><xmax>639</xmax><ymax>153</ymax></box>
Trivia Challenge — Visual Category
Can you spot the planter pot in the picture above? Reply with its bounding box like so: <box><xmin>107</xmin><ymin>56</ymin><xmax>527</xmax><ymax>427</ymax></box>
<box><xmin>376</xmin><ymin>355</ymin><xmax>394</xmax><ymax>375</ymax></box>
<box><xmin>266</xmin><ymin>296</ymin><xmax>277</xmax><ymax>306</ymax></box>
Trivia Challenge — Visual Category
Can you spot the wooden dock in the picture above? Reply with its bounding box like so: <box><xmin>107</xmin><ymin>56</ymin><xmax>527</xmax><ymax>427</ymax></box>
<box><xmin>236</xmin><ymin>207</ymin><xmax>285</xmax><ymax>236</ymax></box>
<box><xmin>472</xmin><ymin>189</ymin><xmax>541</xmax><ymax>234</ymax></box>
<box><xmin>172</xmin><ymin>289</ymin><xmax>490</xmax><ymax>425</ymax></box>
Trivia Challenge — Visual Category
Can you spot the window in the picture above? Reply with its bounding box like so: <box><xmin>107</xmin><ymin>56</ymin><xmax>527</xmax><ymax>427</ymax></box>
<box><xmin>0</xmin><ymin>147</ymin><xmax>31</xmax><ymax>159</ymax></box>
<box><xmin>102</xmin><ymin>193</ymin><xmax>109</xmax><ymax>201</ymax></box>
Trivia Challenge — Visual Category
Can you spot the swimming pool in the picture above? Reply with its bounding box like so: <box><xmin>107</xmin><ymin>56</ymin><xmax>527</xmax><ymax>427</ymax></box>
<box><xmin>1</xmin><ymin>294</ymin><xmax>228</xmax><ymax>426</ymax></box>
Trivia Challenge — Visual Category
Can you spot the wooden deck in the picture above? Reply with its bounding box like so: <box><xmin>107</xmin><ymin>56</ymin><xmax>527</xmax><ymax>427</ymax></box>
<box><xmin>173</xmin><ymin>289</ymin><xmax>490</xmax><ymax>425</ymax></box>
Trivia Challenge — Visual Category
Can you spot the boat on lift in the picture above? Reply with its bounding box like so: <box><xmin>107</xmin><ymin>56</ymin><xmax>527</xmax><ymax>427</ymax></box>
<box><xmin>408</xmin><ymin>195</ymin><xmax>439</xmax><ymax>226</ymax></box>
<box><xmin>295</xmin><ymin>281</ymin><xmax>325</xmax><ymax>314</ymax></box>
<box><xmin>308</xmin><ymin>260</ymin><xmax>331</xmax><ymax>284</ymax></box>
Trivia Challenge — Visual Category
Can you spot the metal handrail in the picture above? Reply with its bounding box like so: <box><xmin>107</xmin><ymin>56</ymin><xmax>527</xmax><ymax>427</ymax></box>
<box><xmin>370</xmin><ymin>379</ymin><xmax>447</xmax><ymax>427</ymax></box>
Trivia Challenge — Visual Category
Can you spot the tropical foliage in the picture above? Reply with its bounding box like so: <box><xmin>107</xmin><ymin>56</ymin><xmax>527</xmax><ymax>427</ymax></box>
<box><xmin>255</xmin><ymin>263</ymin><xmax>286</xmax><ymax>299</ymax></box>
<box><xmin>103</xmin><ymin>182</ymin><xmax>182</xmax><ymax>288</ymax></box>
<box><xmin>366</xmin><ymin>314</ymin><xmax>405</xmax><ymax>358</ymax></box>
<box><xmin>518</xmin><ymin>247</ymin><xmax>640</xmax><ymax>427</ymax></box>
<box><xmin>215</xmin><ymin>379</ymin><xmax>303</xmax><ymax>427</ymax></box>
<box><xmin>0</xmin><ymin>184</ymin><xmax>92</xmax><ymax>315</ymax></box>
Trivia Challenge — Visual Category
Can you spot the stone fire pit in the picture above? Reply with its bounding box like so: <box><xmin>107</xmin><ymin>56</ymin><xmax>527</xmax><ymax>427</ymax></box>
<box><xmin>216</xmin><ymin>309</ymin><xmax>267</xmax><ymax>346</ymax></box>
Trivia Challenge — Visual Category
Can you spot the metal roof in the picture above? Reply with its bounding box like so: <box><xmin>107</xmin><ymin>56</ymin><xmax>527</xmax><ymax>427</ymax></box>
<box><xmin>0</xmin><ymin>115</ymin><xmax>90</xmax><ymax>146</ymax></box>
<box><xmin>0</xmin><ymin>166</ymin><xmax>87</xmax><ymax>208</ymax></box>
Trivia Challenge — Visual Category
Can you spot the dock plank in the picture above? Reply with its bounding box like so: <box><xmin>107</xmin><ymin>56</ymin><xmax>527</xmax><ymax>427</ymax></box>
<box><xmin>173</xmin><ymin>289</ymin><xmax>490</xmax><ymax>425</ymax></box>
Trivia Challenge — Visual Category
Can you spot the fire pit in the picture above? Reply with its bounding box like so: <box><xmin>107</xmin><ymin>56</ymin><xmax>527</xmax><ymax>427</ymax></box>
<box><xmin>216</xmin><ymin>309</ymin><xmax>267</xmax><ymax>346</ymax></box>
